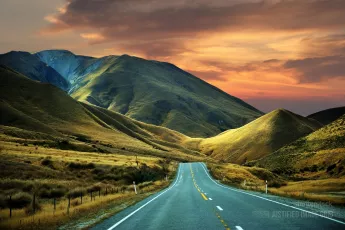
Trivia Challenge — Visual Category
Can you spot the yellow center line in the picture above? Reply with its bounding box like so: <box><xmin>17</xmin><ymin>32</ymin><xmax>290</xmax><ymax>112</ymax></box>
<box><xmin>201</xmin><ymin>193</ymin><xmax>208</xmax><ymax>200</ymax></box>
<box><xmin>190</xmin><ymin>164</ymin><xmax>231</xmax><ymax>229</ymax></box>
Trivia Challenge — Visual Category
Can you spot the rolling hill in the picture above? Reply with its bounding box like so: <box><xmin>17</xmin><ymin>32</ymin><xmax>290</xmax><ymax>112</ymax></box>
<box><xmin>34</xmin><ymin>50</ymin><xmax>263</xmax><ymax>137</ymax></box>
<box><xmin>256</xmin><ymin>114</ymin><xmax>345</xmax><ymax>177</ymax></box>
<box><xmin>0</xmin><ymin>51</ymin><xmax>69</xmax><ymax>91</ymax></box>
<box><xmin>307</xmin><ymin>106</ymin><xmax>345</xmax><ymax>126</ymax></box>
<box><xmin>0</xmin><ymin>65</ymin><xmax>202</xmax><ymax>161</ymax></box>
<box><xmin>184</xmin><ymin>109</ymin><xmax>322</xmax><ymax>164</ymax></box>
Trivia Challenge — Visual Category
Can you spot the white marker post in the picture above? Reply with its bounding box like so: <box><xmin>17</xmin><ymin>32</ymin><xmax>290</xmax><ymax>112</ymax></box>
<box><xmin>265</xmin><ymin>180</ymin><xmax>268</xmax><ymax>194</ymax></box>
<box><xmin>133</xmin><ymin>181</ymin><xmax>137</xmax><ymax>194</ymax></box>
<box><xmin>165</xmin><ymin>175</ymin><xmax>168</xmax><ymax>181</ymax></box>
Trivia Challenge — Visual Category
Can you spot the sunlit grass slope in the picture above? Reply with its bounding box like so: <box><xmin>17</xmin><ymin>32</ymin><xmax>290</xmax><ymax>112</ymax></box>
<box><xmin>0</xmin><ymin>66</ymin><xmax>202</xmax><ymax>161</ymax></box>
<box><xmin>186</xmin><ymin>109</ymin><xmax>321</xmax><ymax>164</ymax></box>
<box><xmin>256</xmin><ymin>114</ymin><xmax>345</xmax><ymax>177</ymax></box>
<box><xmin>36</xmin><ymin>50</ymin><xmax>263</xmax><ymax>137</ymax></box>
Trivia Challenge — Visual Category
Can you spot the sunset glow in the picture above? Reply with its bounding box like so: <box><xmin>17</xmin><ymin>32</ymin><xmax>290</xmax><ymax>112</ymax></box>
<box><xmin>1</xmin><ymin>0</ymin><xmax>344</xmax><ymax>114</ymax></box>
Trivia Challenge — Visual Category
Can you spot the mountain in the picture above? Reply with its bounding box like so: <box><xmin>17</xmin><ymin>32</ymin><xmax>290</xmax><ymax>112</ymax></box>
<box><xmin>35</xmin><ymin>50</ymin><xmax>99</xmax><ymax>83</ymax></box>
<box><xmin>0</xmin><ymin>51</ymin><xmax>69</xmax><ymax>91</ymax></box>
<box><xmin>256</xmin><ymin>114</ymin><xmax>345</xmax><ymax>177</ymax></box>
<box><xmin>184</xmin><ymin>109</ymin><xmax>322</xmax><ymax>164</ymax></box>
<box><xmin>307</xmin><ymin>106</ymin><xmax>345</xmax><ymax>126</ymax></box>
<box><xmin>0</xmin><ymin>65</ymin><xmax>202</xmax><ymax>161</ymax></box>
<box><xmin>35</xmin><ymin>50</ymin><xmax>263</xmax><ymax>137</ymax></box>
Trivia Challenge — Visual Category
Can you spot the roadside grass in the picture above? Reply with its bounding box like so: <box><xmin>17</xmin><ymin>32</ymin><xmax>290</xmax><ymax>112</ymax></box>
<box><xmin>207</xmin><ymin>163</ymin><xmax>345</xmax><ymax>205</ymax></box>
<box><xmin>0</xmin><ymin>180</ymin><xmax>169</xmax><ymax>230</ymax></box>
<box><xmin>0</xmin><ymin>140</ymin><xmax>179</xmax><ymax>229</ymax></box>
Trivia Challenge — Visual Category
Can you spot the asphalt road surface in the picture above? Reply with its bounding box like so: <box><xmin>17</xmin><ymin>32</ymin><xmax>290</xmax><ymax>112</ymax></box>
<box><xmin>91</xmin><ymin>163</ymin><xmax>345</xmax><ymax>230</ymax></box>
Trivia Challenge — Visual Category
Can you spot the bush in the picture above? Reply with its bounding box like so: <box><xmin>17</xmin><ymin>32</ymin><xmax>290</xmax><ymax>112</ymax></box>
<box><xmin>68</xmin><ymin>187</ymin><xmax>86</xmax><ymax>198</ymax></box>
<box><xmin>38</xmin><ymin>188</ymin><xmax>66</xmax><ymax>198</ymax></box>
<box><xmin>310</xmin><ymin>165</ymin><xmax>318</xmax><ymax>172</ymax></box>
<box><xmin>0</xmin><ymin>194</ymin><xmax>7</xmax><ymax>208</ymax></box>
<box><xmin>268</xmin><ymin>179</ymin><xmax>287</xmax><ymax>188</ymax></box>
<box><xmin>87</xmin><ymin>184</ymin><xmax>102</xmax><ymax>193</ymax></box>
<box><xmin>25</xmin><ymin>201</ymin><xmax>41</xmax><ymax>215</ymax></box>
<box><xmin>68</xmin><ymin>162</ymin><xmax>95</xmax><ymax>170</ymax></box>
<box><xmin>41</xmin><ymin>158</ymin><xmax>53</xmax><ymax>167</ymax></box>
<box><xmin>10</xmin><ymin>192</ymin><xmax>32</xmax><ymax>209</ymax></box>
<box><xmin>327</xmin><ymin>164</ymin><xmax>336</xmax><ymax>173</ymax></box>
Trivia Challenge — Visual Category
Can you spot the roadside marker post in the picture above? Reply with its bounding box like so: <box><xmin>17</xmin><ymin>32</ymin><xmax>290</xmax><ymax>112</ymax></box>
<box><xmin>133</xmin><ymin>181</ymin><xmax>137</xmax><ymax>194</ymax></box>
<box><xmin>265</xmin><ymin>180</ymin><xmax>268</xmax><ymax>194</ymax></box>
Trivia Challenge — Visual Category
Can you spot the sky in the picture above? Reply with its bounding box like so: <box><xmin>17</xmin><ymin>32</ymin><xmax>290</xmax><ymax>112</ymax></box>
<box><xmin>0</xmin><ymin>0</ymin><xmax>344</xmax><ymax>115</ymax></box>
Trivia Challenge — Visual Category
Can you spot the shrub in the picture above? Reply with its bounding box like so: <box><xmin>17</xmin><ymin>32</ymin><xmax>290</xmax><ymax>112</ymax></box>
<box><xmin>41</xmin><ymin>158</ymin><xmax>53</xmax><ymax>167</ymax></box>
<box><xmin>327</xmin><ymin>164</ymin><xmax>336</xmax><ymax>173</ymax></box>
<box><xmin>268</xmin><ymin>179</ymin><xmax>287</xmax><ymax>188</ymax></box>
<box><xmin>0</xmin><ymin>194</ymin><xmax>7</xmax><ymax>208</ymax></box>
<box><xmin>310</xmin><ymin>165</ymin><xmax>318</xmax><ymax>172</ymax></box>
<box><xmin>87</xmin><ymin>184</ymin><xmax>102</xmax><ymax>193</ymax></box>
<box><xmin>38</xmin><ymin>188</ymin><xmax>66</xmax><ymax>198</ymax></box>
<box><xmin>25</xmin><ymin>200</ymin><xmax>42</xmax><ymax>215</ymax></box>
<box><xmin>68</xmin><ymin>162</ymin><xmax>95</xmax><ymax>170</ymax></box>
<box><xmin>10</xmin><ymin>192</ymin><xmax>32</xmax><ymax>209</ymax></box>
<box><xmin>68</xmin><ymin>187</ymin><xmax>86</xmax><ymax>198</ymax></box>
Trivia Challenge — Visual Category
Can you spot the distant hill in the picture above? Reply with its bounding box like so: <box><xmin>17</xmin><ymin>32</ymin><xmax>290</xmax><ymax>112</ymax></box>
<box><xmin>185</xmin><ymin>109</ymin><xmax>322</xmax><ymax>164</ymax></box>
<box><xmin>256</xmin><ymin>114</ymin><xmax>345</xmax><ymax>177</ymax></box>
<box><xmin>0</xmin><ymin>66</ymin><xmax>201</xmax><ymax>161</ymax></box>
<box><xmin>0</xmin><ymin>51</ymin><xmax>69</xmax><ymax>91</ymax></box>
<box><xmin>307</xmin><ymin>107</ymin><xmax>345</xmax><ymax>126</ymax></box>
<box><xmin>35</xmin><ymin>50</ymin><xmax>263</xmax><ymax>137</ymax></box>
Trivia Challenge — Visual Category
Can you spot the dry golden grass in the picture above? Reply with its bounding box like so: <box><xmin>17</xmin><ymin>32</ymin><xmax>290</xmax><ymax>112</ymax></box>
<box><xmin>0</xmin><ymin>181</ymin><xmax>169</xmax><ymax>230</ymax></box>
<box><xmin>208</xmin><ymin>163</ymin><xmax>345</xmax><ymax>205</ymax></box>
<box><xmin>186</xmin><ymin>109</ymin><xmax>320</xmax><ymax>164</ymax></box>
<box><xmin>0</xmin><ymin>139</ymin><xmax>181</xmax><ymax>229</ymax></box>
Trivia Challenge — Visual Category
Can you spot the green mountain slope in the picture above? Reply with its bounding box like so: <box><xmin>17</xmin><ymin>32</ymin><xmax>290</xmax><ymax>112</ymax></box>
<box><xmin>0</xmin><ymin>65</ymin><xmax>201</xmax><ymax>160</ymax></box>
<box><xmin>0</xmin><ymin>52</ymin><xmax>69</xmax><ymax>90</ymax></box>
<box><xmin>185</xmin><ymin>109</ymin><xmax>321</xmax><ymax>164</ymax></box>
<box><xmin>35</xmin><ymin>50</ymin><xmax>263</xmax><ymax>137</ymax></box>
<box><xmin>307</xmin><ymin>106</ymin><xmax>345</xmax><ymax>126</ymax></box>
<box><xmin>256</xmin><ymin>114</ymin><xmax>345</xmax><ymax>176</ymax></box>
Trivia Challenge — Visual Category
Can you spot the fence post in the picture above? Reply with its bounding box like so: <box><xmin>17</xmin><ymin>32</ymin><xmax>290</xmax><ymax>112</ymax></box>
<box><xmin>133</xmin><ymin>181</ymin><xmax>137</xmax><ymax>194</ymax></box>
<box><xmin>80</xmin><ymin>192</ymin><xmax>83</xmax><ymax>204</ymax></box>
<box><xmin>99</xmin><ymin>189</ymin><xmax>100</xmax><ymax>198</ymax></box>
<box><xmin>90</xmin><ymin>191</ymin><xmax>92</xmax><ymax>201</ymax></box>
<box><xmin>105</xmin><ymin>187</ymin><xmax>107</xmax><ymax>196</ymax></box>
<box><xmin>9</xmin><ymin>195</ymin><xmax>12</xmax><ymax>218</ymax></box>
<box><xmin>265</xmin><ymin>180</ymin><xmax>268</xmax><ymax>194</ymax></box>
<box><xmin>53</xmin><ymin>198</ymin><xmax>56</xmax><ymax>212</ymax></box>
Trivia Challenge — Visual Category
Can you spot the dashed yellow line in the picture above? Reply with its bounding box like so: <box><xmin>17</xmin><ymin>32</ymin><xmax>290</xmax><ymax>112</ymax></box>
<box><xmin>201</xmin><ymin>193</ymin><xmax>208</xmax><ymax>200</ymax></box>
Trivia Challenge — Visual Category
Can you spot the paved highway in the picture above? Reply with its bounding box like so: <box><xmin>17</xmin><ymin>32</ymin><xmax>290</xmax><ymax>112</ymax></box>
<box><xmin>92</xmin><ymin>163</ymin><xmax>345</xmax><ymax>230</ymax></box>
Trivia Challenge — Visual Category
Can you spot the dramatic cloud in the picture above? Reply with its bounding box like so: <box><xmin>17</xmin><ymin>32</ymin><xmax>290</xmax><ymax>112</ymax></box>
<box><xmin>45</xmin><ymin>0</ymin><xmax>345</xmax><ymax>38</ymax></box>
<box><xmin>1</xmin><ymin>0</ymin><xmax>344</xmax><ymax>115</ymax></box>
<box><xmin>284</xmin><ymin>56</ymin><xmax>345</xmax><ymax>83</ymax></box>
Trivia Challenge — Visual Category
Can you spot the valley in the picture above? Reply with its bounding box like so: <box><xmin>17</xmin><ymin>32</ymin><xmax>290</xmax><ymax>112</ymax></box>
<box><xmin>0</xmin><ymin>50</ymin><xmax>344</xmax><ymax>229</ymax></box>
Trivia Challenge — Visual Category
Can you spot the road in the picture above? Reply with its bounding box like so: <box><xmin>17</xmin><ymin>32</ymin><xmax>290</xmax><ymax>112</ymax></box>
<box><xmin>92</xmin><ymin>163</ymin><xmax>345</xmax><ymax>230</ymax></box>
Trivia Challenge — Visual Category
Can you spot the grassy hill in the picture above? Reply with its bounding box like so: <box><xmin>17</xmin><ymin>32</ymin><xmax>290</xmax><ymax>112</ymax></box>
<box><xmin>35</xmin><ymin>50</ymin><xmax>263</xmax><ymax>137</ymax></box>
<box><xmin>256</xmin><ymin>114</ymin><xmax>345</xmax><ymax>178</ymax></box>
<box><xmin>307</xmin><ymin>106</ymin><xmax>345</xmax><ymax>126</ymax></box>
<box><xmin>0</xmin><ymin>65</ymin><xmax>202</xmax><ymax>161</ymax></box>
<box><xmin>0</xmin><ymin>51</ymin><xmax>69</xmax><ymax>91</ymax></box>
<box><xmin>185</xmin><ymin>109</ymin><xmax>321</xmax><ymax>164</ymax></box>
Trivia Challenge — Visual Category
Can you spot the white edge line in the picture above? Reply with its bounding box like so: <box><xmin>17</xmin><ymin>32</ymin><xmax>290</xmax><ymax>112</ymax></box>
<box><xmin>199</xmin><ymin>163</ymin><xmax>345</xmax><ymax>225</ymax></box>
<box><xmin>216</xmin><ymin>206</ymin><xmax>223</xmax><ymax>211</ymax></box>
<box><xmin>209</xmin><ymin>198</ymin><xmax>212</xmax><ymax>200</ymax></box>
<box><xmin>236</xmin><ymin>226</ymin><xmax>244</xmax><ymax>230</ymax></box>
<box><xmin>107</xmin><ymin>164</ymin><xmax>182</xmax><ymax>230</ymax></box>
